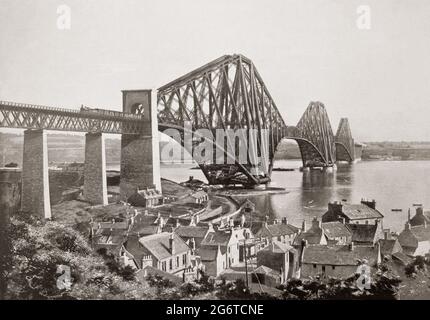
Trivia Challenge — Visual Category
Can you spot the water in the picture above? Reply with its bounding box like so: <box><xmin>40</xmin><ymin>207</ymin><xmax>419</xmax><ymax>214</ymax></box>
<box><xmin>159</xmin><ymin>160</ymin><xmax>430</xmax><ymax>233</ymax></box>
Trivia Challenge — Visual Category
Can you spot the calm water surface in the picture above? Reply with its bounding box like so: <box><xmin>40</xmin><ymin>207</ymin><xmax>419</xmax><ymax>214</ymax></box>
<box><xmin>158</xmin><ymin>160</ymin><xmax>430</xmax><ymax>233</ymax></box>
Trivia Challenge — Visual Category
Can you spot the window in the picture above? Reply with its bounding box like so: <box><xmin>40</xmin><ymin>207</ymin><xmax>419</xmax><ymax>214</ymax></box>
<box><xmin>228</xmin><ymin>247</ymin><xmax>231</xmax><ymax>253</ymax></box>
<box><xmin>332</xmin><ymin>266</ymin><xmax>335</xmax><ymax>270</ymax></box>
<box><xmin>313</xmin><ymin>264</ymin><xmax>317</xmax><ymax>269</ymax></box>
<box><xmin>162</xmin><ymin>261</ymin><xmax>166</xmax><ymax>271</ymax></box>
<box><xmin>169</xmin><ymin>259</ymin><xmax>173</xmax><ymax>270</ymax></box>
<box><xmin>322</xmin><ymin>265</ymin><xmax>326</xmax><ymax>273</ymax></box>
<box><xmin>176</xmin><ymin>256</ymin><xmax>180</xmax><ymax>268</ymax></box>
<box><xmin>182</xmin><ymin>254</ymin><xmax>187</xmax><ymax>265</ymax></box>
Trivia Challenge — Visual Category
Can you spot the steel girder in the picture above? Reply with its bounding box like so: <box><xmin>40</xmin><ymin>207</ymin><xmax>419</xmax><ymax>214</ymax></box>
<box><xmin>335</xmin><ymin>118</ymin><xmax>355</xmax><ymax>162</ymax></box>
<box><xmin>157</xmin><ymin>54</ymin><xmax>286</xmax><ymax>186</ymax></box>
<box><xmin>279</xmin><ymin>102</ymin><xmax>336</xmax><ymax>168</ymax></box>
<box><xmin>0</xmin><ymin>101</ymin><xmax>144</xmax><ymax>134</ymax></box>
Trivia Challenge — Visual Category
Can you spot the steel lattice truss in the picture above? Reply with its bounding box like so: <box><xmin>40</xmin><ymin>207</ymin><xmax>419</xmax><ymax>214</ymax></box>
<box><xmin>292</xmin><ymin>101</ymin><xmax>336</xmax><ymax>167</ymax></box>
<box><xmin>157</xmin><ymin>54</ymin><xmax>287</xmax><ymax>186</ymax></box>
<box><xmin>0</xmin><ymin>101</ymin><xmax>144</xmax><ymax>134</ymax></box>
<box><xmin>335</xmin><ymin>118</ymin><xmax>355</xmax><ymax>162</ymax></box>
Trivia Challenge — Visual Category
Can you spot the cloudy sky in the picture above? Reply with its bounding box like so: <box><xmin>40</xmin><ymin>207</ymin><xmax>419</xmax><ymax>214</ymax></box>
<box><xmin>1</xmin><ymin>0</ymin><xmax>430</xmax><ymax>141</ymax></box>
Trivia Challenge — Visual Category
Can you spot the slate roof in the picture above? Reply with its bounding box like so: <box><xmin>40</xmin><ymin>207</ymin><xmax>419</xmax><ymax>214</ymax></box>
<box><xmin>197</xmin><ymin>247</ymin><xmax>222</xmax><ymax>261</ymax></box>
<box><xmin>410</xmin><ymin>225</ymin><xmax>430</xmax><ymax>241</ymax></box>
<box><xmin>392</xmin><ymin>252</ymin><xmax>413</xmax><ymax>265</ymax></box>
<box><xmin>123</xmin><ymin>236</ymin><xmax>146</xmax><ymax>268</ymax></box>
<box><xmin>201</xmin><ymin>231</ymin><xmax>231</xmax><ymax>247</ymax></box>
<box><xmin>256</xmin><ymin>223</ymin><xmax>299</xmax><ymax>238</ymax></box>
<box><xmin>322</xmin><ymin>222</ymin><xmax>352</xmax><ymax>239</ymax></box>
<box><xmin>378</xmin><ymin>239</ymin><xmax>402</xmax><ymax>256</ymax></box>
<box><xmin>293</xmin><ymin>228</ymin><xmax>324</xmax><ymax>246</ymax></box>
<box><xmin>254</xmin><ymin>265</ymin><xmax>280</xmax><ymax>277</ymax></box>
<box><xmin>302</xmin><ymin>244</ymin><xmax>380</xmax><ymax>266</ymax></box>
<box><xmin>260</xmin><ymin>241</ymin><xmax>296</xmax><ymax>254</ymax></box>
<box><xmin>175</xmin><ymin>226</ymin><xmax>209</xmax><ymax>239</ymax></box>
<box><xmin>341</xmin><ymin>204</ymin><xmax>384</xmax><ymax>220</ymax></box>
<box><xmin>138</xmin><ymin>232</ymin><xmax>190</xmax><ymax>261</ymax></box>
<box><xmin>346</xmin><ymin>223</ymin><xmax>382</xmax><ymax>243</ymax></box>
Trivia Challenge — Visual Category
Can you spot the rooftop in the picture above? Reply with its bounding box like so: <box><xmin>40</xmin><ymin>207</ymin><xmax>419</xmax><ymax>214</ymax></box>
<box><xmin>139</xmin><ymin>232</ymin><xmax>190</xmax><ymax>261</ymax></box>
<box><xmin>322</xmin><ymin>221</ymin><xmax>352</xmax><ymax>239</ymax></box>
<box><xmin>341</xmin><ymin>204</ymin><xmax>384</xmax><ymax>220</ymax></box>
<box><xmin>302</xmin><ymin>244</ymin><xmax>380</xmax><ymax>266</ymax></box>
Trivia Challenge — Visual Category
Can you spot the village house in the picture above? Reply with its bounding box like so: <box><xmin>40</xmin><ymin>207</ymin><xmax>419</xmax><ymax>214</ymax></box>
<box><xmin>251</xmin><ymin>265</ymin><xmax>284</xmax><ymax>288</ymax></box>
<box><xmin>408</xmin><ymin>206</ymin><xmax>430</xmax><ymax>227</ymax></box>
<box><xmin>127</xmin><ymin>187</ymin><xmax>164</xmax><ymax>208</ymax></box>
<box><xmin>346</xmin><ymin>221</ymin><xmax>384</xmax><ymax>245</ymax></box>
<box><xmin>398</xmin><ymin>222</ymin><xmax>430</xmax><ymax>256</ymax></box>
<box><xmin>322</xmin><ymin>199</ymin><xmax>384</xmax><ymax>225</ymax></box>
<box><xmin>190</xmin><ymin>190</ymin><xmax>209</xmax><ymax>204</ymax></box>
<box><xmin>378</xmin><ymin>233</ymin><xmax>403</xmax><ymax>258</ymax></box>
<box><xmin>121</xmin><ymin>232</ymin><xmax>192</xmax><ymax>276</ymax></box>
<box><xmin>175</xmin><ymin>223</ymin><xmax>213</xmax><ymax>251</ymax></box>
<box><xmin>293</xmin><ymin>218</ymin><xmax>327</xmax><ymax>246</ymax></box>
<box><xmin>299</xmin><ymin>241</ymin><xmax>382</xmax><ymax>279</ymax></box>
<box><xmin>198</xmin><ymin>226</ymin><xmax>253</xmax><ymax>274</ymax></box>
<box><xmin>255</xmin><ymin>217</ymin><xmax>300</xmax><ymax>247</ymax></box>
<box><xmin>321</xmin><ymin>221</ymin><xmax>352</xmax><ymax>245</ymax></box>
<box><xmin>256</xmin><ymin>241</ymin><xmax>299</xmax><ymax>282</ymax></box>
<box><xmin>196</xmin><ymin>245</ymin><xmax>225</xmax><ymax>277</ymax></box>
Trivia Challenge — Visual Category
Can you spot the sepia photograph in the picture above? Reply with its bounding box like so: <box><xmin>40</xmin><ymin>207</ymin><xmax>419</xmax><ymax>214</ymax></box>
<box><xmin>1</xmin><ymin>0</ymin><xmax>430</xmax><ymax>311</ymax></box>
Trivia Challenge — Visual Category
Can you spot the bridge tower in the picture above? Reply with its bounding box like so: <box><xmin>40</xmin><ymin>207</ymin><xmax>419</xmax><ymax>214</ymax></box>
<box><xmin>335</xmin><ymin>118</ymin><xmax>355</xmax><ymax>163</ymax></box>
<box><xmin>120</xmin><ymin>90</ymin><xmax>161</xmax><ymax>200</ymax></box>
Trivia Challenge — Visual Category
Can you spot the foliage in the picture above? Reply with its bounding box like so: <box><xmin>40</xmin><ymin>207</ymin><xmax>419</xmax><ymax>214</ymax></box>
<box><xmin>4</xmin><ymin>212</ymin><xmax>147</xmax><ymax>300</ymax></box>
<box><xmin>405</xmin><ymin>255</ymin><xmax>429</xmax><ymax>278</ymax></box>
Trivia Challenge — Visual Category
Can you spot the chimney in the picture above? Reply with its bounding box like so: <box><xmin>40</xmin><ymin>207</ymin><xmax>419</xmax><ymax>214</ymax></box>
<box><xmin>169</xmin><ymin>234</ymin><xmax>175</xmax><ymax>255</ymax></box>
<box><xmin>383</xmin><ymin>229</ymin><xmax>390</xmax><ymax>240</ymax></box>
<box><xmin>281</xmin><ymin>217</ymin><xmax>288</xmax><ymax>225</ymax></box>
<box><xmin>264</xmin><ymin>216</ymin><xmax>269</xmax><ymax>227</ymax></box>
<box><xmin>195</xmin><ymin>215</ymin><xmax>200</xmax><ymax>224</ymax></box>
<box><xmin>240</xmin><ymin>214</ymin><xmax>246</xmax><ymax>227</ymax></box>
<box><xmin>328</xmin><ymin>201</ymin><xmax>343</xmax><ymax>215</ymax></box>
<box><xmin>176</xmin><ymin>219</ymin><xmax>180</xmax><ymax>228</ymax></box>
<box><xmin>349</xmin><ymin>241</ymin><xmax>355</xmax><ymax>251</ymax></box>
<box><xmin>408</xmin><ymin>208</ymin><xmax>411</xmax><ymax>222</ymax></box>
<box><xmin>229</xmin><ymin>218</ymin><xmax>234</xmax><ymax>228</ymax></box>
<box><xmin>208</xmin><ymin>222</ymin><xmax>214</xmax><ymax>233</ymax></box>
<box><xmin>302</xmin><ymin>220</ymin><xmax>307</xmax><ymax>232</ymax></box>
<box><xmin>361</xmin><ymin>199</ymin><xmax>376</xmax><ymax>210</ymax></box>
<box><xmin>424</xmin><ymin>220</ymin><xmax>427</xmax><ymax>229</ymax></box>
<box><xmin>190</xmin><ymin>237</ymin><xmax>196</xmax><ymax>250</ymax></box>
<box><xmin>312</xmin><ymin>217</ymin><xmax>321</xmax><ymax>229</ymax></box>
<box><xmin>417</xmin><ymin>206</ymin><xmax>424</xmax><ymax>216</ymax></box>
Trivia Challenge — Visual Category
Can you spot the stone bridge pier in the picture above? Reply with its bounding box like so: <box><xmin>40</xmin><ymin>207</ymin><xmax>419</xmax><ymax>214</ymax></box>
<box><xmin>83</xmin><ymin>132</ymin><xmax>108</xmax><ymax>205</ymax></box>
<box><xmin>21</xmin><ymin>129</ymin><xmax>51</xmax><ymax>219</ymax></box>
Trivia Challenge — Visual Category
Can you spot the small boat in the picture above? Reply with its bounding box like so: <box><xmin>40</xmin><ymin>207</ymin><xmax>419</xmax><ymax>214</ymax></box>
<box><xmin>391</xmin><ymin>208</ymin><xmax>402</xmax><ymax>212</ymax></box>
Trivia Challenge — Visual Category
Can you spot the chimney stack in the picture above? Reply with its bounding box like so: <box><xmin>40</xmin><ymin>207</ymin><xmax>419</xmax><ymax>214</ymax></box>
<box><xmin>408</xmin><ymin>208</ymin><xmax>411</xmax><ymax>222</ymax></box>
<box><xmin>281</xmin><ymin>217</ymin><xmax>288</xmax><ymax>225</ymax></box>
<box><xmin>417</xmin><ymin>206</ymin><xmax>424</xmax><ymax>216</ymax></box>
<box><xmin>349</xmin><ymin>241</ymin><xmax>355</xmax><ymax>251</ymax></box>
<box><xmin>169</xmin><ymin>233</ymin><xmax>175</xmax><ymax>255</ymax></box>
<box><xmin>176</xmin><ymin>218</ymin><xmax>180</xmax><ymax>228</ymax></box>
<box><xmin>312</xmin><ymin>217</ymin><xmax>321</xmax><ymax>229</ymax></box>
<box><xmin>264</xmin><ymin>215</ymin><xmax>269</xmax><ymax>227</ymax></box>
<box><xmin>405</xmin><ymin>222</ymin><xmax>411</xmax><ymax>231</ymax></box>
<box><xmin>361</xmin><ymin>199</ymin><xmax>376</xmax><ymax>210</ymax></box>
<box><xmin>424</xmin><ymin>220</ymin><xmax>427</xmax><ymax>229</ymax></box>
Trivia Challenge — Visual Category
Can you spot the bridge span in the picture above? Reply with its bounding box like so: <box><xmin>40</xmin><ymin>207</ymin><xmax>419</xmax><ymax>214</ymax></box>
<box><xmin>0</xmin><ymin>54</ymin><xmax>361</xmax><ymax>219</ymax></box>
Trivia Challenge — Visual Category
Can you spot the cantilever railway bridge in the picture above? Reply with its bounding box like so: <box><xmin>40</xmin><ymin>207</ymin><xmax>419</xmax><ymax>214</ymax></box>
<box><xmin>0</xmin><ymin>54</ymin><xmax>359</xmax><ymax>187</ymax></box>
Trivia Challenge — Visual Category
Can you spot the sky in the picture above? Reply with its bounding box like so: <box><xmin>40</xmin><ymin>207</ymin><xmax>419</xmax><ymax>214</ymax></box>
<box><xmin>1</xmin><ymin>0</ymin><xmax>430</xmax><ymax>141</ymax></box>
